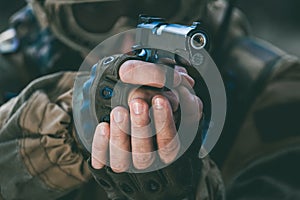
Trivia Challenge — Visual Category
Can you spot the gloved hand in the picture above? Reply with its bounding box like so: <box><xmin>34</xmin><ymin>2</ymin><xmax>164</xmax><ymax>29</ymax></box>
<box><xmin>87</xmin><ymin>54</ymin><xmax>205</xmax><ymax>199</ymax></box>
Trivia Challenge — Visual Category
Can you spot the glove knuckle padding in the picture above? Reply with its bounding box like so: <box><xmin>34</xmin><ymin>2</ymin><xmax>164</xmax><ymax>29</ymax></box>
<box><xmin>89</xmin><ymin>154</ymin><xmax>203</xmax><ymax>200</ymax></box>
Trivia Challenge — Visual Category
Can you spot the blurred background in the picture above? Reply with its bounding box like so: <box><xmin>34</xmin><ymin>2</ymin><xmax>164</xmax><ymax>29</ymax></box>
<box><xmin>236</xmin><ymin>0</ymin><xmax>300</xmax><ymax>57</ymax></box>
<box><xmin>0</xmin><ymin>0</ymin><xmax>25</xmax><ymax>31</ymax></box>
<box><xmin>0</xmin><ymin>0</ymin><xmax>299</xmax><ymax>56</ymax></box>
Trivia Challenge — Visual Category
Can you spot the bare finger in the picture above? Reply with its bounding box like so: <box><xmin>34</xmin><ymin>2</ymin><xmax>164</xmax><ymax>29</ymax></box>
<box><xmin>152</xmin><ymin>95</ymin><xmax>180</xmax><ymax>164</ymax></box>
<box><xmin>120</xmin><ymin>60</ymin><xmax>190</xmax><ymax>89</ymax></box>
<box><xmin>91</xmin><ymin>123</ymin><xmax>110</xmax><ymax>169</ymax></box>
<box><xmin>120</xmin><ymin>60</ymin><xmax>166</xmax><ymax>88</ymax></box>
<box><xmin>129</xmin><ymin>98</ymin><xmax>155</xmax><ymax>170</ymax></box>
<box><xmin>177</xmin><ymin>86</ymin><xmax>203</xmax><ymax>123</ymax></box>
<box><xmin>109</xmin><ymin>106</ymin><xmax>131</xmax><ymax>173</ymax></box>
<box><xmin>175</xmin><ymin>65</ymin><xmax>188</xmax><ymax>74</ymax></box>
<box><xmin>128</xmin><ymin>87</ymin><xmax>179</xmax><ymax>112</ymax></box>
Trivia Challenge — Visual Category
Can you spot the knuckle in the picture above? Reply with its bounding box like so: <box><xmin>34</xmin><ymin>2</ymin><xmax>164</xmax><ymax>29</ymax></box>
<box><xmin>119</xmin><ymin>60</ymin><xmax>137</xmax><ymax>81</ymax></box>
<box><xmin>177</xmin><ymin>85</ymin><xmax>189</xmax><ymax>97</ymax></box>
<box><xmin>133</xmin><ymin>152</ymin><xmax>155</xmax><ymax>169</ymax></box>
<box><xmin>159</xmin><ymin>140</ymin><xmax>178</xmax><ymax>154</ymax></box>
<box><xmin>133</xmin><ymin>117</ymin><xmax>150</xmax><ymax>127</ymax></box>
<box><xmin>196</xmin><ymin>96</ymin><xmax>203</xmax><ymax>109</ymax></box>
<box><xmin>175</xmin><ymin>65</ymin><xmax>188</xmax><ymax>73</ymax></box>
<box><xmin>158</xmin><ymin>138</ymin><xmax>180</xmax><ymax>164</ymax></box>
<box><xmin>128</xmin><ymin>88</ymin><xmax>143</xmax><ymax>102</ymax></box>
<box><xmin>110</xmin><ymin>157</ymin><xmax>129</xmax><ymax>172</ymax></box>
<box><xmin>193</xmin><ymin>96</ymin><xmax>203</xmax><ymax>120</ymax></box>
<box><xmin>129</xmin><ymin>88</ymin><xmax>159</xmax><ymax>103</ymax></box>
<box><xmin>92</xmin><ymin>143</ymin><xmax>105</xmax><ymax>155</ymax></box>
<box><xmin>110</xmin><ymin>134</ymin><xmax>125</xmax><ymax>142</ymax></box>
<box><xmin>110</xmin><ymin>136</ymin><xmax>130</xmax><ymax>149</ymax></box>
<box><xmin>160</xmin><ymin>156</ymin><xmax>175</xmax><ymax>164</ymax></box>
<box><xmin>91</xmin><ymin>157</ymin><xmax>104</xmax><ymax>169</ymax></box>
<box><xmin>111</xmin><ymin>163</ymin><xmax>129</xmax><ymax>173</ymax></box>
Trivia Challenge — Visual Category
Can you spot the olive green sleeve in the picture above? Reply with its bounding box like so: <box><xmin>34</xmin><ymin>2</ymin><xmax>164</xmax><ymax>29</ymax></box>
<box><xmin>0</xmin><ymin>72</ymin><xmax>92</xmax><ymax>200</ymax></box>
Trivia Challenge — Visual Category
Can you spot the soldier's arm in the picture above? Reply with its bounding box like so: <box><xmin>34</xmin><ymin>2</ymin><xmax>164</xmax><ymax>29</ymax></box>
<box><xmin>0</xmin><ymin>64</ymin><xmax>225</xmax><ymax>200</ymax></box>
<box><xmin>224</xmin><ymin>56</ymin><xmax>300</xmax><ymax>199</ymax></box>
<box><xmin>0</xmin><ymin>72</ymin><xmax>92</xmax><ymax>199</ymax></box>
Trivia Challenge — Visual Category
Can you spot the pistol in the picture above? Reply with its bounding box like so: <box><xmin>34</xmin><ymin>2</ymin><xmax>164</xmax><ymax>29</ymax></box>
<box><xmin>134</xmin><ymin>15</ymin><xmax>209</xmax><ymax>65</ymax></box>
<box><xmin>75</xmin><ymin>16</ymin><xmax>210</xmax><ymax>153</ymax></box>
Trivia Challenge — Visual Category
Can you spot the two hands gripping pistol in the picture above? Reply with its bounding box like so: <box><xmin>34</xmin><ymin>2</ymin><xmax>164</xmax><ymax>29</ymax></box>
<box><xmin>73</xmin><ymin>17</ymin><xmax>217</xmax><ymax>200</ymax></box>
<box><xmin>78</xmin><ymin>16</ymin><xmax>210</xmax><ymax>154</ymax></box>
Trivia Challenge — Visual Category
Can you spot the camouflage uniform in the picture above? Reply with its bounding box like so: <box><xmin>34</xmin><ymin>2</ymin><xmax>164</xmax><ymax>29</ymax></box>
<box><xmin>0</xmin><ymin>0</ymin><xmax>300</xmax><ymax>199</ymax></box>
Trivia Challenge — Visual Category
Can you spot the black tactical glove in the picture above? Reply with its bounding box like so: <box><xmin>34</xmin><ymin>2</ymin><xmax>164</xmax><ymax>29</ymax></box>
<box><xmin>79</xmin><ymin>54</ymin><xmax>224</xmax><ymax>200</ymax></box>
<box><xmin>88</xmin><ymin>150</ymin><xmax>202</xmax><ymax>200</ymax></box>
